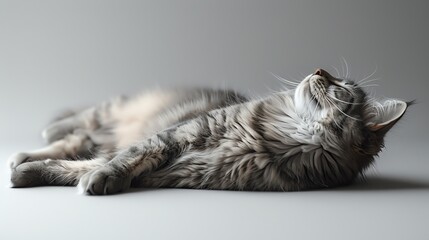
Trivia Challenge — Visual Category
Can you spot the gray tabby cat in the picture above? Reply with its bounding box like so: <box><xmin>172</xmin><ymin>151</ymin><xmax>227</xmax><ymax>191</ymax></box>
<box><xmin>8</xmin><ymin>68</ymin><xmax>410</xmax><ymax>195</ymax></box>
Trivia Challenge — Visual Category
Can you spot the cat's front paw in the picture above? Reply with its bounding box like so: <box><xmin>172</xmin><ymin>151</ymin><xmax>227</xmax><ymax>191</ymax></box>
<box><xmin>8</xmin><ymin>153</ymin><xmax>31</xmax><ymax>169</ymax></box>
<box><xmin>78</xmin><ymin>166</ymin><xmax>131</xmax><ymax>195</ymax></box>
<box><xmin>10</xmin><ymin>161</ymin><xmax>49</xmax><ymax>187</ymax></box>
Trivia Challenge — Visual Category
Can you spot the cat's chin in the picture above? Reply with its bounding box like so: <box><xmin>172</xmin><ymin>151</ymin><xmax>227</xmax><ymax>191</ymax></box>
<box><xmin>294</xmin><ymin>91</ymin><xmax>323</xmax><ymax>117</ymax></box>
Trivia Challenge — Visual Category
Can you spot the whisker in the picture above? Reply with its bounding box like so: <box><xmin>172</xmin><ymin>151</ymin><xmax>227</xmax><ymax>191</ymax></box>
<box><xmin>265</xmin><ymin>85</ymin><xmax>285</xmax><ymax>94</ymax></box>
<box><xmin>359</xmin><ymin>84</ymin><xmax>379</xmax><ymax>88</ymax></box>
<box><xmin>358</xmin><ymin>65</ymin><xmax>378</xmax><ymax>84</ymax></box>
<box><xmin>325</xmin><ymin>96</ymin><xmax>361</xmax><ymax>121</ymax></box>
<box><xmin>339</xmin><ymin>58</ymin><xmax>345</xmax><ymax>78</ymax></box>
<box><xmin>357</xmin><ymin>78</ymin><xmax>380</xmax><ymax>86</ymax></box>
<box><xmin>332</xmin><ymin>88</ymin><xmax>355</xmax><ymax>98</ymax></box>
<box><xmin>327</xmin><ymin>94</ymin><xmax>363</xmax><ymax>105</ymax></box>
<box><xmin>323</xmin><ymin>97</ymin><xmax>345</xmax><ymax>130</ymax></box>
<box><xmin>341</xmin><ymin>57</ymin><xmax>349</xmax><ymax>79</ymax></box>
<box><xmin>282</xmin><ymin>73</ymin><xmax>302</xmax><ymax>84</ymax></box>
<box><xmin>309</xmin><ymin>94</ymin><xmax>320</xmax><ymax>117</ymax></box>
<box><xmin>330</xmin><ymin>65</ymin><xmax>341</xmax><ymax>78</ymax></box>
<box><xmin>290</xmin><ymin>76</ymin><xmax>303</xmax><ymax>83</ymax></box>
<box><xmin>269</xmin><ymin>72</ymin><xmax>299</xmax><ymax>86</ymax></box>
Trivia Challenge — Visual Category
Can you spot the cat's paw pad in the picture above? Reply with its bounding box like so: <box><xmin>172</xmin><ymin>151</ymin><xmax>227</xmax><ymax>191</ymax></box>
<box><xmin>78</xmin><ymin>167</ymin><xmax>131</xmax><ymax>195</ymax></box>
<box><xmin>8</xmin><ymin>153</ymin><xmax>31</xmax><ymax>169</ymax></box>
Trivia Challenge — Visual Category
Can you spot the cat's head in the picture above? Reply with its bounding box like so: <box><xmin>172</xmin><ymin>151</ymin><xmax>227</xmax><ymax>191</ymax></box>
<box><xmin>294</xmin><ymin>68</ymin><xmax>410</xmax><ymax>168</ymax></box>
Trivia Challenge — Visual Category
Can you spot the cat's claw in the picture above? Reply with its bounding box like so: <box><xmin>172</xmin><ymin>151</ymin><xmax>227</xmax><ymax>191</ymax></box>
<box><xmin>78</xmin><ymin>166</ymin><xmax>131</xmax><ymax>195</ymax></box>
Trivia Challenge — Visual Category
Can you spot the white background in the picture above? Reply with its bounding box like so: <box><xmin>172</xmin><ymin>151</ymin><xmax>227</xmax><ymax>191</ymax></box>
<box><xmin>1</xmin><ymin>1</ymin><xmax>428</xmax><ymax>239</ymax></box>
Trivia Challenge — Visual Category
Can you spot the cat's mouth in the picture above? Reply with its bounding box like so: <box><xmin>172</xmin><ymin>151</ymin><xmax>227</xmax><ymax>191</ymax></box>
<box><xmin>297</xmin><ymin>68</ymin><xmax>354</xmax><ymax>113</ymax></box>
<box><xmin>308</xmin><ymin>73</ymin><xmax>331</xmax><ymax>108</ymax></box>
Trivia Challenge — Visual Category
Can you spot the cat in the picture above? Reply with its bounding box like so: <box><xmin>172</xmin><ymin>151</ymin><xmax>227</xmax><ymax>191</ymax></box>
<box><xmin>8</xmin><ymin>68</ymin><xmax>410</xmax><ymax>195</ymax></box>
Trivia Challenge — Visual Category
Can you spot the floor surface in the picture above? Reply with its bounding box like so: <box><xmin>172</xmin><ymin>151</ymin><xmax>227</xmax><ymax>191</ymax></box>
<box><xmin>1</xmin><ymin>139</ymin><xmax>428</xmax><ymax>240</ymax></box>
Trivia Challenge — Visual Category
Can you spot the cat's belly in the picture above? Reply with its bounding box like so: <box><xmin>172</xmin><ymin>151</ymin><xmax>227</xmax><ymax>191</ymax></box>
<box><xmin>110</xmin><ymin>90</ymin><xmax>174</xmax><ymax>149</ymax></box>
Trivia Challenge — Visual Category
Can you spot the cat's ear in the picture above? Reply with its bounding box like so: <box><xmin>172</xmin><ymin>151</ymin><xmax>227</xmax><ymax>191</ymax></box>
<box><xmin>365</xmin><ymin>99</ymin><xmax>411</xmax><ymax>134</ymax></box>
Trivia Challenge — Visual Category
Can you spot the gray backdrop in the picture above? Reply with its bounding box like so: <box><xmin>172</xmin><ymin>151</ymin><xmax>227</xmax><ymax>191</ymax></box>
<box><xmin>1</xmin><ymin>1</ymin><xmax>428</xmax><ymax>240</ymax></box>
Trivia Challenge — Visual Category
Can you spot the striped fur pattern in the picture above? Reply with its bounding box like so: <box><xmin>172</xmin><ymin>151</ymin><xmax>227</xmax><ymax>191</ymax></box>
<box><xmin>9</xmin><ymin>69</ymin><xmax>410</xmax><ymax>194</ymax></box>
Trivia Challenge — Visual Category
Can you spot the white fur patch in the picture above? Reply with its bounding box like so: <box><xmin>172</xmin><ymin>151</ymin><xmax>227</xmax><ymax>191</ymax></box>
<box><xmin>111</xmin><ymin>90</ymin><xmax>173</xmax><ymax>148</ymax></box>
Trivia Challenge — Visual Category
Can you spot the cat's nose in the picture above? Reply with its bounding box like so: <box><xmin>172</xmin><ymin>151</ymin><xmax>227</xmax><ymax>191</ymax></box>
<box><xmin>314</xmin><ymin>68</ymin><xmax>327</xmax><ymax>77</ymax></box>
<box><xmin>314</xmin><ymin>68</ymin><xmax>335</xmax><ymax>80</ymax></box>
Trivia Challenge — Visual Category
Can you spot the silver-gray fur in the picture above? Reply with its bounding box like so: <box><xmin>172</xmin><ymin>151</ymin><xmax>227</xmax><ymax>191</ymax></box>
<box><xmin>8</xmin><ymin>69</ymin><xmax>410</xmax><ymax>195</ymax></box>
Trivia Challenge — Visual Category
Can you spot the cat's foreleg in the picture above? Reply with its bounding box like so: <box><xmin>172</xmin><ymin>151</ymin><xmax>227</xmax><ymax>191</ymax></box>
<box><xmin>8</xmin><ymin>132</ymin><xmax>94</xmax><ymax>169</ymax></box>
<box><xmin>10</xmin><ymin>158</ymin><xmax>108</xmax><ymax>187</ymax></box>
<box><xmin>78</xmin><ymin>131</ymin><xmax>185</xmax><ymax>195</ymax></box>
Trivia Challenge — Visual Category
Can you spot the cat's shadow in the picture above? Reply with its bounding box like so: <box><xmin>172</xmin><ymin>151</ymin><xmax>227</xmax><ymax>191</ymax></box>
<box><xmin>123</xmin><ymin>176</ymin><xmax>429</xmax><ymax>195</ymax></box>
<box><xmin>335</xmin><ymin>176</ymin><xmax>429</xmax><ymax>191</ymax></box>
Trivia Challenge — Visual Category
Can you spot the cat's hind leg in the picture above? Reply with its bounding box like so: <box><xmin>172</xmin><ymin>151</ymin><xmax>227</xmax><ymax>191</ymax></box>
<box><xmin>10</xmin><ymin>158</ymin><xmax>108</xmax><ymax>187</ymax></box>
<box><xmin>8</xmin><ymin>132</ymin><xmax>95</xmax><ymax>169</ymax></box>
<box><xmin>42</xmin><ymin>96</ymin><xmax>127</xmax><ymax>143</ymax></box>
<box><xmin>42</xmin><ymin>107</ymin><xmax>98</xmax><ymax>143</ymax></box>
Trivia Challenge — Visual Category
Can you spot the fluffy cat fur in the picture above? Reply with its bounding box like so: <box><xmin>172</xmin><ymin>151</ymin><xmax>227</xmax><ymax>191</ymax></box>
<box><xmin>8</xmin><ymin>68</ymin><xmax>410</xmax><ymax>195</ymax></box>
